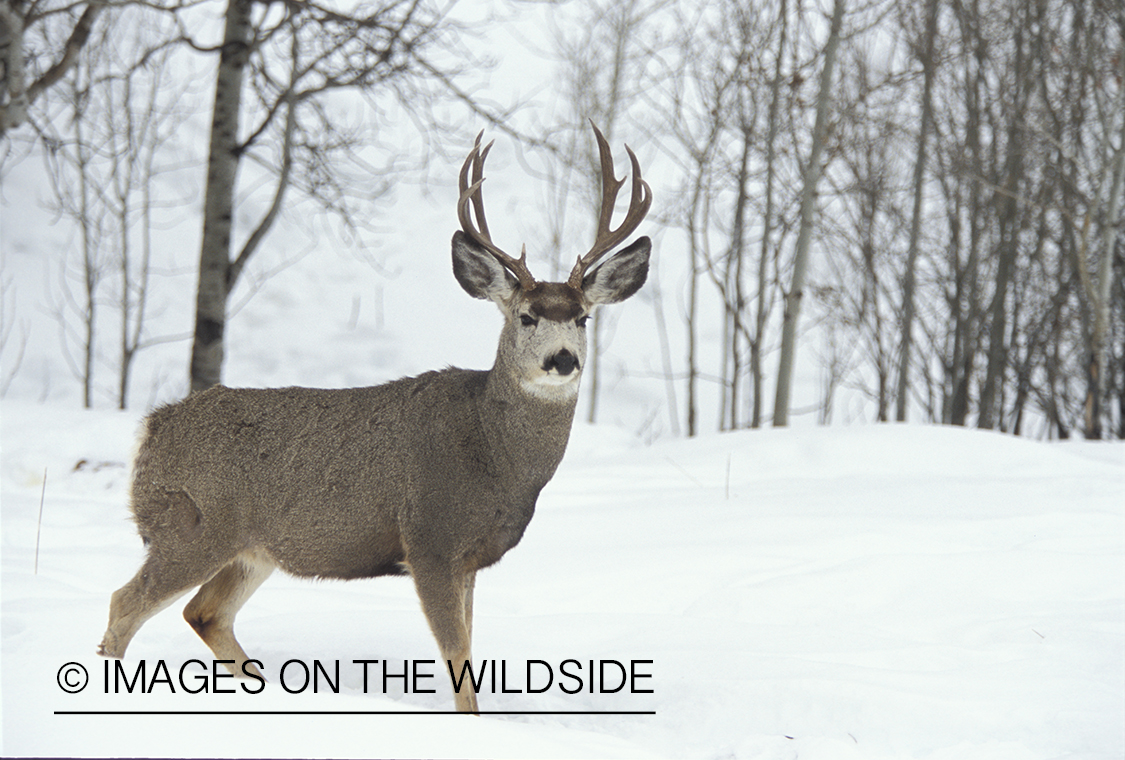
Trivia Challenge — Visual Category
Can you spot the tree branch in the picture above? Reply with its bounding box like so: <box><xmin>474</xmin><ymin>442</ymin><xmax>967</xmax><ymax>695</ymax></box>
<box><xmin>25</xmin><ymin>2</ymin><xmax>103</xmax><ymax>104</ymax></box>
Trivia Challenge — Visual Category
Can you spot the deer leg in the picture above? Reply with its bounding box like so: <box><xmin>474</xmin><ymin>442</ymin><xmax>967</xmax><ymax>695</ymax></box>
<box><xmin>463</xmin><ymin>570</ymin><xmax>476</xmax><ymax>642</ymax></box>
<box><xmin>410</xmin><ymin>559</ymin><xmax>479</xmax><ymax>714</ymax></box>
<box><xmin>98</xmin><ymin>552</ymin><xmax>219</xmax><ymax>659</ymax></box>
<box><xmin>182</xmin><ymin>550</ymin><xmax>274</xmax><ymax>679</ymax></box>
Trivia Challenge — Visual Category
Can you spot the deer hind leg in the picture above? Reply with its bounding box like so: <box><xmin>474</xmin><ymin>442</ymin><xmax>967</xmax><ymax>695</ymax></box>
<box><xmin>182</xmin><ymin>550</ymin><xmax>274</xmax><ymax>679</ymax></box>
<box><xmin>98</xmin><ymin>550</ymin><xmax>222</xmax><ymax>660</ymax></box>
<box><xmin>410</xmin><ymin>559</ymin><xmax>479</xmax><ymax>714</ymax></box>
<box><xmin>99</xmin><ymin>487</ymin><xmax>241</xmax><ymax>661</ymax></box>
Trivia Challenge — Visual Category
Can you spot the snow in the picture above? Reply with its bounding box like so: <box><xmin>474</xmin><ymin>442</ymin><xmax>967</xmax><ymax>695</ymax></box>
<box><xmin>3</xmin><ymin>397</ymin><xmax>1123</xmax><ymax>758</ymax></box>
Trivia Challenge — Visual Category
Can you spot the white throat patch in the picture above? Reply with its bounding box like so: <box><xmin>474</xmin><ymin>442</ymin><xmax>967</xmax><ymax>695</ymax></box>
<box><xmin>521</xmin><ymin>371</ymin><xmax>581</xmax><ymax>400</ymax></box>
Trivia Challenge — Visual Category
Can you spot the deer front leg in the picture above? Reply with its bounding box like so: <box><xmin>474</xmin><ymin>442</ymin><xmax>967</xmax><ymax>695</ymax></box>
<box><xmin>463</xmin><ymin>570</ymin><xmax>476</xmax><ymax>643</ymax></box>
<box><xmin>409</xmin><ymin>558</ymin><xmax>479</xmax><ymax>714</ymax></box>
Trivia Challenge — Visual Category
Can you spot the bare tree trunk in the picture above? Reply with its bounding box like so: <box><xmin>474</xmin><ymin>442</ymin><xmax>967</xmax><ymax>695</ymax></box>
<box><xmin>722</xmin><ymin>121</ymin><xmax>752</xmax><ymax>430</ymax></box>
<box><xmin>686</xmin><ymin>181</ymin><xmax>703</xmax><ymax>437</ymax></box>
<box><xmin>894</xmin><ymin>0</ymin><xmax>938</xmax><ymax>422</ymax></box>
<box><xmin>978</xmin><ymin>8</ymin><xmax>1029</xmax><ymax>431</ymax></box>
<box><xmin>1080</xmin><ymin>47</ymin><xmax>1125</xmax><ymax>437</ymax></box>
<box><xmin>1076</xmin><ymin>126</ymin><xmax>1124</xmax><ymax>438</ymax></box>
<box><xmin>0</xmin><ymin>1</ymin><xmax>29</xmax><ymax>133</ymax></box>
<box><xmin>754</xmin><ymin>0</ymin><xmax>788</xmax><ymax>428</ymax></box>
<box><xmin>117</xmin><ymin>159</ymin><xmax>134</xmax><ymax>409</ymax></box>
<box><xmin>1094</xmin><ymin>121</ymin><xmax>1124</xmax><ymax>431</ymax></box>
<box><xmin>72</xmin><ymin>73</ymin><xmax>100</xmax><ymax>409</ymax></box>
<box><xmin>861</xmin><ymin>185</ymin><xmax>889</xmax><ymax>421</ymax></box>
<box><xmin>118</xmin><ymin>104</ymin><xmax>160</xmax><ymax>410</ymax></box>
<box><xmin>947</xmin><ymin>0</ymin><xmax>987</xmax><ymax>427</ymax></box>
<box><xmin>686</xmin><ymin>274</ymin><xmax>698</xmax><ymax>436</ymax></box>
<box><xmin>80</xmin><ymin>180</ymin><xmax>98</xmax><ymax>409</ymax></box>
<box><xmin>189</xmin><ymin>0</ymin><xmax>252</xmax><ymax>393</ymax></box>
<box><xmin>773</xmin><ymin>0</ymin><xmax>845</xmax><ymax>427</ymax></box>
<box><xmin>683</xmin><ymin>141</ymin><xmax>716</xmax><ymax>438</ymax></box>
<box><xmin>977</xmin><ymin>214</ymin><xmax>1017</xmax><ymax>430</ymax></box>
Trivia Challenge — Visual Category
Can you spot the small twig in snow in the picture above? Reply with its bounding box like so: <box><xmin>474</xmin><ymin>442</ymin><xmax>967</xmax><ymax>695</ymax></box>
<box><xmin>34</xmin><ymin>468</ymin><xmax>47</xmax><ymax>574</ymax></box>
<box><xmin>663</xmin><ymin>456</ymin><xmax>704</xmax><ymax>489</ymax></box>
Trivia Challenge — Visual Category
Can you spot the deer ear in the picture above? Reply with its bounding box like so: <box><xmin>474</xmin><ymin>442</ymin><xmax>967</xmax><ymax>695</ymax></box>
<box><xmin>452</xmin><ymin>231</ymin><xmax>519</xmax><ymax>303</ymax></box>
<box><xmin>581</xmin><ymin>236</ymin><xmax>650</xmax><ymax>305</ymax></box>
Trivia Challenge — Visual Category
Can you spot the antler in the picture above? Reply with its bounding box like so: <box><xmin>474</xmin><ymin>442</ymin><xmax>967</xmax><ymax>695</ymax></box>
<box><xmin>458</xmin><ymin>132</ymin><xmax>537</xmax><ymax>291</ymax></box>
<box><xmin>567</xmin><ymin>123</ymin><xmax>653</xmax><ymax>289</ymax></box>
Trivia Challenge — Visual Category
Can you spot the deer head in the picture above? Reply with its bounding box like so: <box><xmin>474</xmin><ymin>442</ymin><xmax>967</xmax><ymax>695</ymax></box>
<box><xmin>451</xmin><ymin>123</ymin><xmax>652</xmax><ymax>401</ymax></box>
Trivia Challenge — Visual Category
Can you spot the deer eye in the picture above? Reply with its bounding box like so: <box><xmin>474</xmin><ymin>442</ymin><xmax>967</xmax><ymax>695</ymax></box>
<box><xmin>576</xmin><ymin>315</ymin><xmax>589</xmax><ymax>328</ymax></box>
<box><xmin>520</xmin><ymin>314</ymin><xmax>538</xmax><ymax>327</ymax></box>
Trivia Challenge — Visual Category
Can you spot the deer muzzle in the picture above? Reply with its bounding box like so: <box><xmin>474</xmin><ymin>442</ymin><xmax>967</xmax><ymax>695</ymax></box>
<box><xmin>543</xmin><ymin>349</ymin><xmax>579</xmax><ymax>376</ymax></box>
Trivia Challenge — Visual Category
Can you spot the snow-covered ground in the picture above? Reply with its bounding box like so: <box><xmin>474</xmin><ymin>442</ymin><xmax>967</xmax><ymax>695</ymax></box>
<box><xmin>2</xmin><ymin>397</ymin><xmax>1122</xmax><ymax>758</ymax></box>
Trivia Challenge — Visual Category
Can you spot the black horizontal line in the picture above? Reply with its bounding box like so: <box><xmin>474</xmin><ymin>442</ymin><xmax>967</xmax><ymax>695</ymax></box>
<box><xmin>55</xmin><ymin>710</ymin><xmax>656</xmax><ymax>716</ymax></box>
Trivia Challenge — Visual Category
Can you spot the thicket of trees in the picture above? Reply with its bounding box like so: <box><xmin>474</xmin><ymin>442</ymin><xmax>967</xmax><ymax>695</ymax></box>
<box><xmin>2</xmin><ymin>0</ymin><xmax>1122</xmax><ymax>439</ymax></box>
<box><xmin>641</xmin><ymin>0</ymin><xmax>1123</xmax><ymax>439</ymax></box>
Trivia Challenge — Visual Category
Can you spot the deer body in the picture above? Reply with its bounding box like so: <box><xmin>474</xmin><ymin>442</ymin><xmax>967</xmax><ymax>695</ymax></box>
<box><xmin>133</xmin><ymin>368</ymin><xmax>573</xmax><ymax>582</ymax></box>
<box><xmin>98</xmin><ymin>126</ymin><xmax>651</xmax><ymax>713</ymax></box>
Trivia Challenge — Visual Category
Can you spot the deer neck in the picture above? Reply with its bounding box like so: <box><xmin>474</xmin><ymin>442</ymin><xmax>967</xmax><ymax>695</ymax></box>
<box><xmin>481</xmin><ymin>350</ymin><xmax>578</xmax><ymax>489</ymax></box>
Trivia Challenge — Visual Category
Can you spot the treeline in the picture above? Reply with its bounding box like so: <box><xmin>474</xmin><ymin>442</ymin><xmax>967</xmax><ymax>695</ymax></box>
<box><xmin>2</xmin><ymin>0</ymin><xmax>1122</xmax><ymax>439</ymax></box>
<box><xmin>566</xmin><ymin>0</ymin><xmax>1123</xmax><ymax>439</ymax></box>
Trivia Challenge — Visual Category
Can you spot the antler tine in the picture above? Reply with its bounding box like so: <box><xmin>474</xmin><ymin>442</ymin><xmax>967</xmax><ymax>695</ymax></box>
<box><xmin>567</xmin><ymin>123</ymin><xmax>653</xmax><ymax>289</ymax></box>
<box><xmin>457</xmin><ymin>132</ymin><xmax>537</xmax><ymax>291</ymax></box>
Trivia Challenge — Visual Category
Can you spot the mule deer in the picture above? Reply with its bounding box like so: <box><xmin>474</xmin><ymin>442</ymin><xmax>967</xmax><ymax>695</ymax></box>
<box><xmin>97</xmin><ymin>124</ymin><xmax>652</xmax><ymax>713</ymax></box>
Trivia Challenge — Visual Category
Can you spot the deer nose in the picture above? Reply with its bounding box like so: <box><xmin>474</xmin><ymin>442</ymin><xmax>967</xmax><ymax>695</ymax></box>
<box><xmin>544</xmin><ymin>349</ymin><xmax>579</xmax><ymax>376</ymax></box>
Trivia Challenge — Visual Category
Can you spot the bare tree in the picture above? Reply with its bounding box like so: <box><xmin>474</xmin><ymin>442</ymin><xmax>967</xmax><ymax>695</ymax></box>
<box><xmin>547</xmin><ymin>0</ymin><xmax>665</xmax><ymax>423</ymax></box>
<box><xmin>189</xmin><ymin>0</ymin><xmax>504</xmax><ymax>392</ymax></box>
<box><xmin>705</xmin><ymin>0</ymin><xmax>777</xmax><ymax>432</ymax></box>
<box><xmin>826</xmin><ymin>49</ymin><xmax>906</xmax><ymax>423</ymax></box>
<box><xmin>898</xmin><ymin>0</ymin><xmax>1124</xmax><ymax>438</ymax></box>
<box><xmin>753</xmin><ymin>0</ymin><xmax>789</xmax><ymax>429</ymax></box>
<box><xmin>893</xmin><ymin>0</ymin><xmax>938</xmax><ymax>422</ymax></box>
<box><xmin>33</xmin><ymin>8</ymin><xmax>190</xmax><ymax>408</ymax></box>
<box><xmin>773</xmin><ymin>0</ymin><xmax>846</xmax><ymax>427</ymax></box>
<box><xmin>188</xmin><ymin>0</ymin><xmax>251</xmax><ymax>392</ymax></box>
<box><xmin>1</xmin><ymin>0</ymin><xmax>105</xmax><ymax>135</ymax></box>
<box><xmin>41</xmin><ymin>48</ymin><xmax>105</xmax><ymax>407</ymax></box>
<box><xmin>662</xmin><ymin>0</ymin><xmax>734</xmax><ymax>437</ymax></box>
<box><xmin>937</xmin><ymin>0</ymin><xmax>989</xmax><ymax>428</ymax></box>
<box><xmin>660</xmin><ymin>0</ymin><xmax>799</xmax><ymax>435</ymax></box>
<box><xmin>1069</xmin><ymin>12</ymin><xmax>1124</xmax><ymax>439</ymax></box>
<box><xmin>102</xmin><ymin>19</ymin><xmax>188</xmax><ymax>408</ymax></box>
<box><xmin>975</xmin><ymin>1</ymin><xmax>1034</xmax><ymax>431</ymax></box>
<box><xmin>1</xmin><ymin>0</ymin><xmax>199</xmax><ymax>136</ymax></box>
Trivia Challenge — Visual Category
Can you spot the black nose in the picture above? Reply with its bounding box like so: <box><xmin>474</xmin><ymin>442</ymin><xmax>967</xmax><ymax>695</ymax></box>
<box><xmin>545</xmin><ymin>350</ymin><xmax>579</xmax><ymax>376</ymax></box>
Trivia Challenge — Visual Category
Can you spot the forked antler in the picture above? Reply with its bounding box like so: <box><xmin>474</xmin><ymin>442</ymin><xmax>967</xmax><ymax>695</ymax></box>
<box><xmin>567</xmin><ymin>122</ymin><xmax>653</xmax><ymax>289</ymax></box>
<box><xmin>458</xmin><ymin>132</ymin><xmax>537</xmax><ymax>291</ymax></box>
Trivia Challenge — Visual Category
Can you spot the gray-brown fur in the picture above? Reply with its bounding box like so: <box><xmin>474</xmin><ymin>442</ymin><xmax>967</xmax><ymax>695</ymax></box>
<box><xmin>98</xmin><ymin>129</ymin><xmax>651</xmax><ymax>713</ymax></box>
<box><xmin>136</xmin><ymin>372</ymin><xmax>570</xmax><ymax>577</ymax></box>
